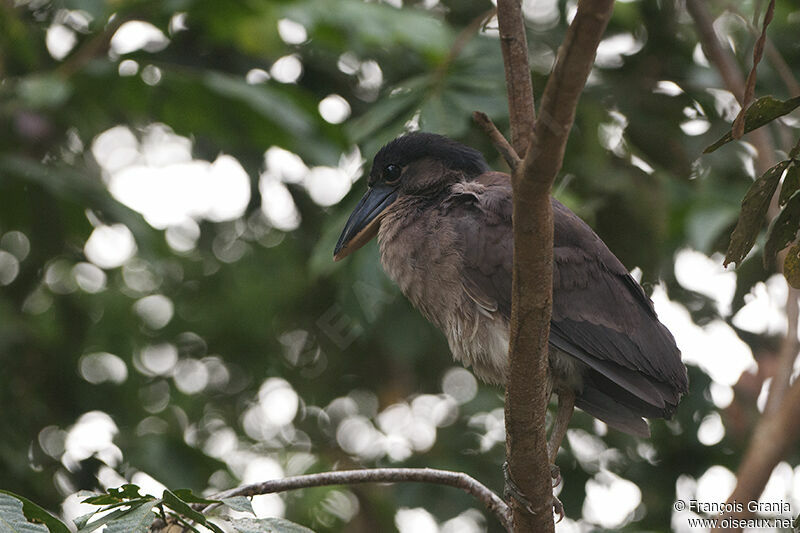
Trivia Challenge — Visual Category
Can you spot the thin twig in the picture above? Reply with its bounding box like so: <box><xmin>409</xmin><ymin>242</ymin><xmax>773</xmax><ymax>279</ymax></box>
<box><xmin>724</xmin><ymin>3</ymin><xmax>800</xmax><ymax>97</ymax></box>
<box><xmin>57</xmin><ymin>15</ymin><xmax>128</xmax><ymax>78</ymax></box>
<box><xmin>496</xmin><ymin>0</ymin><xmax>536</xmax><ymax>158</ymax></box>
<box><xmin>206</xmin><ymin>468</ymin><xmax>512</xmax><ymax>531</ymax></box>
<box><xmin>732</xmin><ymin>0</ymin><xmax>776</xmax><ymax>139</ymax></box>
<box><xmin>686</xmin><ymin>0</ymin><xmax>777</xmax><ymax>174</ymax></box>
<box><xmin>473</xmin><ymin>111</ymin><xmax>521</xmax><ymax>170</ymax></box>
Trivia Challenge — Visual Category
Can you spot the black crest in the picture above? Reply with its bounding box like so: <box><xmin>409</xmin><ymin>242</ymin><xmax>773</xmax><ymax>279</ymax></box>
<box><xmin>370</xmin><ymin>132</ymin><xmax>490</xmax><ymax>183</ymax></box>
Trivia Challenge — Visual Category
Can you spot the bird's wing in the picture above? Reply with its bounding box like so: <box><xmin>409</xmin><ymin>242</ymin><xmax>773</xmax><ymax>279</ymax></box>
<box><xmin>445</xmin><ymin>173</ymin><xmax>687</xmax><ymax>417</ymax></box>
<box><xmin>444</xmin><ymin>173</ymin><xmax>513</xmax><ymax>319</ymax></box>
<box><xmin>549</xmin><ymin>200</ymin><xmax>687</xmax><ymax>404</ymax></box>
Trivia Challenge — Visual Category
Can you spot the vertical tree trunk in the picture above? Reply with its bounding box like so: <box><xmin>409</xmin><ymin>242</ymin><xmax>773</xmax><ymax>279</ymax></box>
<box><xmin>495</xmin><ymin>1</ymin><xmax>615</xmax><ymax>530</ymax></box>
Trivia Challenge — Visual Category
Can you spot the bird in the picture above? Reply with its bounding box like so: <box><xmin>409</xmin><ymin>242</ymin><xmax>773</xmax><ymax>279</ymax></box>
<box><xmin>333</xmin><ymin>131</ymin><xmax>688</xmax><ymax>470</ymax></box>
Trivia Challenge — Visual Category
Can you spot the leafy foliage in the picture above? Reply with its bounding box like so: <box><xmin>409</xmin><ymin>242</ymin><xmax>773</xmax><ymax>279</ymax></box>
<box><xmin>764</xmin><ymin>189</ymin><xmax>800</xmax><ymax>268</ymax></box>
<box><xmin>703</xmin><ymin>95</ymin><xmax>800</xmax><ymax>153</ymax></box>
<box><xmin>229</xmin><ymin>517</ymin><xmax>315</xmax><ymax>533</ymax></box>
<box><xmin>783</xmin><ymin>244</ymin><xmax>800</xmax><ymax>289</ymax></box>
<box><xmin>724</xmin><ymin>160</ymin><xmax>789</xmax><ymax>267</ymax></box>
<box><xmin>0</xmin><ymin>492</ymin><xmax>63</xmax><ymax>533</ymax></box>
<box><xmin>0</xmin><ymin>485</ymin><xmax>311</xmax><ymax>533</ymax></box>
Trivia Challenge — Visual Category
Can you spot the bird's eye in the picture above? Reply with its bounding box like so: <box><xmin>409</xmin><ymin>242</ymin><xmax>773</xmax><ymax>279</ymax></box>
<box><xmin>384</xmin><ymin>164</ymin><xmax>402</xmax><ymax>183</ymax></box>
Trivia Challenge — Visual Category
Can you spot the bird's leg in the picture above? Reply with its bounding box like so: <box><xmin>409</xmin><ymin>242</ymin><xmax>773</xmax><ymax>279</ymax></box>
<box><xmin>547</xmin><ymin>389</ymin><xmax>575</xmax><ymax>463</ymax></box>
<box><xmin>545</xmin><ymin>373</ymin><xmax>554</xmax><ymax>405</ymax></box>
<box><xmin>544</xmin><ymin>382</ymin><xmax>561</xmax><ymax>488</ymax></box>
<box><xmin>547</xmin><ymin>389</ymin><xmax>575</xmax><ymax>488</ymax></box>
<box><xmin>501</xmin><ymin>384</ymin><xmax>572</xmax><ymax>522</ymax></box>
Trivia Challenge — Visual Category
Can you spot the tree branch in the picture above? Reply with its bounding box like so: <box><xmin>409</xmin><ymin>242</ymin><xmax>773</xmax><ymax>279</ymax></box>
<box><xmin>497</xmin><ymin>1</ymin><xmax>614</xmax><ymax>531</ymax></box>
<box><xmin>473</xmin><ymin>111</ymin><xmax>521</xmax><ymax>171</ymax></box>
<box><xmin>711</xmin><ymin>379</ymin><xmax>800</xmax><ymax>532</ymax></box>
<box><xmin>710</xmin><ymin>290</ymin><xmax>798</xmax><ymax>533</ymax></box>
<box><xmin>496</xmin><ymin>0</ymin><xmax>536</xmax><ymax>158</ymax></box>
<box><xmin>688</xmin><ymin>4</ymin><xmax>798</xmax><ymax>531</ymax></box>
<box><xmin>686</xmin><ymin>0</ymin><xmax>745</xmax><ymax>103</ymax></box>
<box><xmin>207</xmin><ymin>468</ymin><xmax>512</xmax><ymax>531</ymax></box>
<box><xmin>762</xmin><ymin>37</ymin><xmax>800</xmax><ymax>98</ymax></box>
<box><xmin>764</xmin><ymin>289</ymin><xmax>799</xmax><ymax>415</ymax></box>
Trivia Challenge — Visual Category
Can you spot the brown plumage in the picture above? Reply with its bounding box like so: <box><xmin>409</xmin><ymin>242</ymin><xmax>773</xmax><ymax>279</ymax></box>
<box><xmin>334</xmin><ymin>132</ymin><xmax>688</xmax><ymax>441</ymax></box>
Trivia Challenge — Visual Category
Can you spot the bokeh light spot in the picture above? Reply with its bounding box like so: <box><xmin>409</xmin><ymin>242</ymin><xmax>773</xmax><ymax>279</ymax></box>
<box><xmin>441</xmin><ymin>367</ymin><xmax>478</xmax><ymax>404</ymax></box>
<box><xmin>318</xmin><ymin>94</ymin><xmax>351</xmax><ymax>124</ymax></box>
<box><xmin>80</xmin><ymin>352</ymin><xmax>128</xmax><ymax>384</ymax></box>
<box><xmin>270</xmin><ymin>55</ymin><xmax>303</xmax><ymax>84</ymax></box>
<box><xmin>84</xmin><ymin>224</ymin><xmax>137</xmax><ymax>269</ymax></box>
<box><xmin>0</xmin><ymin>250</ymin><xmax>20</xmax><ymax>286</ymax></box>
<box><xmin>111</xmin><ymin>21</ymin><xmax>169</xmax><ymax>54</ymax></box>
<box><xmin>134</xmin><ymin>294</ymin><xmax>174</xmax><ymax>329</ymax></box>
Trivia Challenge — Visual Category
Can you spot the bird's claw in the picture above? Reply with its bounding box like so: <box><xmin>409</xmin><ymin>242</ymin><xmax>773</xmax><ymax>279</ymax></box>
<box><xmin>503</xmin><ymin>461</ymin><xmax>537</xmax><ymax>514</ymax></box>
<box><xmin>553</xmin><ymin>494</ymin><xmax>565</xmax><ymax>523</ymax></box>
<box><xmin>503</xmin><ymin>461</ymin><xmax>566</xmax><ymax>520</ymax></box>
<box><xmin>550</xmin><ymin>464</ymin><xmax>562</xmax><ymax>488</ymax></box>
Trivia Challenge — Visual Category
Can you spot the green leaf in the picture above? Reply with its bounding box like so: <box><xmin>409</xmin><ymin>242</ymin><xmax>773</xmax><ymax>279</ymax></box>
<box><xmin>285</xmin><ymin>0</ymin><xmax>452</xmax><ymax>57</ymax></box>
<box><xmin>0</xmin><ymin>491</ymin><xmax>69</xmax><ymax>533</ymax></box>
<box><xmin>228</xmin><ymin>517</ymin><xmax>315</xmax><ymax>533</ymax></box>
<box><xmin>0</xmin><ymin>493</ymin><xmax>50</xmax><ymax>533</ymax></box>
<box><xmin>221</xmin><ymin>497</ymin><xmax>255</xmax><ymax>515</ymax></box>
<box><xmin>779</xmin><ymin>162</ymin><xmax>800</xmax><ymax>206</ymax></box>
<box><xmin>81</xmin><ymin>484</ymin><xmax>147</xmax><ymax>505</ymax></box>
<box><xmin>171</xmin><ymin>489</ymin><xmax>220</xmax><ymax>505</ymax></box>
<box><xmin>161</xmin><ymin>490</ymin><xmax>224</xmax><ymax>533</ymax></box>
<box><xmin>76</xmin><ymin>505</ymin><xmax>152</xmax><ymax>533</ymax></box>
<box><xmin>764</xmin><ymin>189</ymin><xmax>800</xmax><ymax>266</ymax></box>
<box><xmin>724</xmin><ymin>160</ymin><xmax>790</xmax><ymax>267</ymax></box>
<box><xmin>783</xmin><ymin>244</ymin><xmax>800</xmax><ymax>288</ymax></box>
<box><xmin>101</xmin><ymin>502</ymin><xmax>158</xmax><ymax>533</ymax></box>
<box><xmin>16</xmin><ymin>74</ymin><xmax>72</xmax><ymax>109</ymax></box>
<box><xmin>72</xmin><ymin>511</ymin><xmax>97</xmax><ymax>530</ymax></box>
<box><xmin>704</xmin><ymin>96</ymin><xmax>800</xmax><ymax>153</ymax></box>
<box><xmin>790</xmin><ymin>136</ymin><xmax>800</xmax><ymax>159</ymax></box>
<box><xmin>203</xmin><ymin>71</ymin><xmax>313</xmax><ymax>137</ymax></box>
<box><xmin>345</xmin><ymin>84</ymin><xmax>423</xmax><ymax>144</ymax></box>
<box><xmin>420</xmin><ymin>92</ymin><xmax>464</xmax><ymax>137</ymax></box>
<box><xmin>78</xmin><ymin>498</ymin><xmax>154</xmax><ymax>520</ymax></box>
<box><xmin>80</xmin><ymin>495</ymin><xmax>119</xmax><ymax>506</ymax></box>
<box><xmin>0</xmin><ymin>156</ymin><xmax>154</xmax><ymax>254</ymax></box>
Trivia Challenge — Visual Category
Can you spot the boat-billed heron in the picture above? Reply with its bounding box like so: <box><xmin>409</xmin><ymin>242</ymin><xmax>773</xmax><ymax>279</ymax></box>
<box><xmin>333</xmin><ymin>132</ymin><xmax>688</xmax><ymax>473</ymax></box>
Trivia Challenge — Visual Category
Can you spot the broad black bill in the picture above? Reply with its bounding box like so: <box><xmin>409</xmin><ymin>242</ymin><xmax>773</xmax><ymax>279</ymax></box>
<box><xmin>333</xmin><ymin>183</ymin><xmax>398</xmax><ymax>261</ymax></box>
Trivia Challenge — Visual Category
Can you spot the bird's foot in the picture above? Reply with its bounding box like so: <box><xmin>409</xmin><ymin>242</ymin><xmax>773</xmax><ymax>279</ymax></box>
<box><xmin>550</xmin><ymin>464</ymin><xmax>565</xmax><ymax>523</ymax></box>
<box><xmin>502</xmin><ymin>461</ymin><xmax>566</xmax><ymax>521</ymax></box>
<box><xmin>551</xmin><ymin>464</ymin><xmax>562</xmax><ymax>488</ymax></box>
<box><xmin>552</xmin><ymin>494</ymin><xmax>565</xmax><ymax>523</ymax></box>
<box><xmin>503</xmin><ymin>461</ymin><xmax>536</xmax><ymax>514</ymax></box>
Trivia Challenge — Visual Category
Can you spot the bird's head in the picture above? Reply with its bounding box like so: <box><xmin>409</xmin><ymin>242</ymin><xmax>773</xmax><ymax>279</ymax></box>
<box><xmin>333</xmin><ymin>132</ymin><xmax>489</xmax><ymax>261</ymax></box>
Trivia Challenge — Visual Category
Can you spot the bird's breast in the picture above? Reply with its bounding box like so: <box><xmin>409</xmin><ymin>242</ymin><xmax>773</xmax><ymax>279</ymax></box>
<box><xmin>377</xmin><ymin>204</ymin><xmax>509</xmax><ymax>384</ymax></box>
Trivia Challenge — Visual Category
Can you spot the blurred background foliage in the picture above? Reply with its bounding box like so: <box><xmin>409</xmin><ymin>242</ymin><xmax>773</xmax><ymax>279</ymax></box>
<box><xmin>1</xmin><ymin>0</ymin><xmax>799</xmax><ymax>531</ymax></box>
